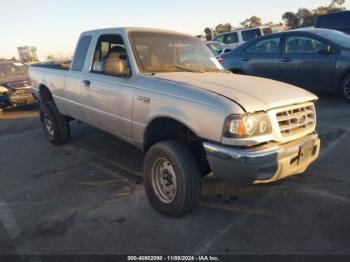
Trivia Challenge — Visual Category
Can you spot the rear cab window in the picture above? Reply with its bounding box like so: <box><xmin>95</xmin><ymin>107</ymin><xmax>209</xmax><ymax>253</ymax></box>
<box><xmin>71</xmin><ymin>35</ymin><xmax>92</xmax><ymax>71</ymax></box>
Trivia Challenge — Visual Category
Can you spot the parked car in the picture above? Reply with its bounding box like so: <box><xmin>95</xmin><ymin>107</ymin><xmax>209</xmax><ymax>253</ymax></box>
<box><xmin>0</xmin><ymin>60</ymin><xmax>37</xmax><ymax>110</ymax></box>
<box><xmin>315</xmin><ymin>11</ymin><xmax>350</xmax><ymax>34</ymax></box>
<box><xmin>220</xmin><ymin>28</ymin><xmax>350</xmax><ymax>101</ymax></box>
<box><xmin>205</xmin><ymin>41</ymin><xmax>232</xmax><ymax>58</ymax></box>
<box><xmin>214</xmin><ymin>27</ymin><xmax>271</xmax><ymax>50</ymax></box>
<box><xmin>29</xmin><ymin>27</ymin><xmax>320</xmax><ymax>217</ymax></box>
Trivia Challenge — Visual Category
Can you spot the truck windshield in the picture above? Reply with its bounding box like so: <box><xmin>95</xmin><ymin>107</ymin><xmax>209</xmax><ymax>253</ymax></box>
<box><xmin>130</xmin><ymin>31</ymin><xmax>223</xmax><ymax>73</ymax></box>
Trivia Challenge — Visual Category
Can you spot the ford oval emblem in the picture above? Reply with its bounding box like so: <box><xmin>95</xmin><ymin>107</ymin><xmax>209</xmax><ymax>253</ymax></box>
<box><xmin>298</xmin><ymin>116</ymin><xmax>306</xmax><ymax>124</ymax></box>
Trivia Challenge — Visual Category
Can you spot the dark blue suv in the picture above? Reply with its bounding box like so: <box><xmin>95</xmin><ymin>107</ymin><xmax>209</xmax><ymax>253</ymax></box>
<box><xmin>221</xmin><ymin>28</ymin><xmax>350</xmax><ymax>101</ymax></box>
<box><xmin>315</xmin><ymin>11</ymin><xmax>350</xmax><ymax>34</ymax></box>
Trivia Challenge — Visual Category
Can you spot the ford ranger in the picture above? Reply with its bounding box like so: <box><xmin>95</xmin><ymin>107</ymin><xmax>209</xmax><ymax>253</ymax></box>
<box><xmin>29</xmin><ymin>28</ymin><xmax>320</xmax><ymax>217</ymax></box>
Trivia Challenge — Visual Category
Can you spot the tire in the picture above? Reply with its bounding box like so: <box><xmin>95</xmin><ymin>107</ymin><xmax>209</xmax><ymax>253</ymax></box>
<box><xmin>340</xmin><ymin>73</ymin><xmax>350</xmax><ymax>102</ymax></box>
<box><xmin>143</xmin><ymin>141</ymin><xmax>201</xmax><ymax>217</ymax></box>
<box><xmin>39</xmin><ymin>100</ymin><xmax>70</xmax><ymax>145</ymax></box>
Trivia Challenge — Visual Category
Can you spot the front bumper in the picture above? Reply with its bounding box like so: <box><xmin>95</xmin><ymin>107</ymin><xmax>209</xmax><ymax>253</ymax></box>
<box><xmin>203</xmin><ymin>133</ymin><xmax>320</xmax><ymax>185</ymax></box>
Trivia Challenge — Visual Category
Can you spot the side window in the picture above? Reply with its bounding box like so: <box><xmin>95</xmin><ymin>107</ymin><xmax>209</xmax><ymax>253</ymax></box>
<box><xmin>91</xmin><ymin>34</ymin><xmax>131</xmax><ymax>78</ymax></box>
<box><xmin>71</xmin><ymin>35</ymin><xmax>92</xmax><ymax>71</ymax></box>
<box><xmin>242</xmin><ymin>29</ymin><xmax>262</xmax><ymax>42</ymax></box>
<box><xmin>223</xmin><ymin>33</ymin><xmax>239</xmax><ymax>44</ymax></box>
<box><xmin>285</xmin><ymin>35</ymin><xmax>328</xmax><ymax>54</ymax></box>
<box><xmin>246</xmin><ymin>37</ymin><xmax>281</xmax><ymax>53</ymax></box>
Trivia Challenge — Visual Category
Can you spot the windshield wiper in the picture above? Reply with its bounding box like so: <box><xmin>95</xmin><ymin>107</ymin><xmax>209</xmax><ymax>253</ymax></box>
<box><xmin>147</xmin><ymin>64</ymin><xmax>204</xmax><ymax>74</ymax></box>
<box><xmin>172</xmin><ymin>64</ymin><xmax>204</xmax><ymax>73</ymax></box>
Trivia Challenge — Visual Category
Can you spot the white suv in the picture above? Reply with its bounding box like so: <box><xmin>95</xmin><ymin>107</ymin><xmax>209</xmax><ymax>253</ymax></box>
<box><xmin>214</xmin><ymin>27</ymin><xmax>271</xmax><ymax>49</ymax></box>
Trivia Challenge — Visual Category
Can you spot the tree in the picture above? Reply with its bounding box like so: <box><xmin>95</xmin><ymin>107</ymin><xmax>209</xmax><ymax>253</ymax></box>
<box><xmin>240</xmin><ymin>16</ymin><xmax>262</xmax><ymax>28</ymax></box>
<box><xmin>282</xmin><ymin>0</ymin><xmax>346</xmax><ymax>29</ymax></box>
<box><xmin>282</xmin><ymin>12</ymin><xmax>300</xmax><ymax>28</ymax></box>
<box><xmin>330</xmin><ymin>0</ymin><xmax>346</xmax><ymax>7</ymax></box>
<box><xmin>47</xmin><ymin>54</ymin><xmax>56</xmax><ymax>61</ymax></box>
<box><xmin>297</xmin><ymin>8</ymin><xmax>317</xmax><ymax>27</ymax></box>
<box><xmin>214</xmin><ymin>23</ymin><xmax>233</xmax><ymax>35</ymax></box>
<box><xmin>204</xmin><ymin>27</ymin><xmax>213</xmax><ymax>41</ymax></box>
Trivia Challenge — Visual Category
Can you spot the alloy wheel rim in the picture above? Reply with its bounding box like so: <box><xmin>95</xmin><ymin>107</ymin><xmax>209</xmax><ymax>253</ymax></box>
<box><xmin>44</xmin><ymin>115</ymin><xmax>54</xmax><ymax>137</ymax></box>
<box><xmin>151</xmin><ymin>157</ymin><xmax>177</xmax><ymax>204</ymax></box>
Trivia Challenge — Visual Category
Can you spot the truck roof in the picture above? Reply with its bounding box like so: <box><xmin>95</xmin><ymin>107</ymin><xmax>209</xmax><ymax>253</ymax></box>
<box><xmin>81</xmin><ymin>27</ymin><xmax>190</xmax><ymax>37</ymax></box>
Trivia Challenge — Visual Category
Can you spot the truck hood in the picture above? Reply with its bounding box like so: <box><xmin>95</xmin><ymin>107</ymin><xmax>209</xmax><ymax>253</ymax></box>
<box><xmin>155</xmin><ymin>72</ymin><xmax>318</xmax><ymax>112</ymax></box>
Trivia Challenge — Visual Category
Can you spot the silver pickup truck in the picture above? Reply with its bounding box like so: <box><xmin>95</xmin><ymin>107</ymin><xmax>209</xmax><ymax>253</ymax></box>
<box><xmin>29</xmin><ymin>28</ymin><xmax>320</xmax><ymax>217</ymax></box>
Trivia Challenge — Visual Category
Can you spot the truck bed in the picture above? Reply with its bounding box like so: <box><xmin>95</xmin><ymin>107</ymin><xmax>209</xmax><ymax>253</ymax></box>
<box><xmin>31</xmin><ymin>61</ymin><xmax>71</xmax><ymax>71</ymax></box>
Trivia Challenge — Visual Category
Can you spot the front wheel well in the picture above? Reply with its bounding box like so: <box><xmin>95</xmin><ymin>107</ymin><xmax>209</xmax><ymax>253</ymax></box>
<box><xmin>339</xmin><ymin>71</ymin><xmax>350</xmax><ymax>87</ymax></box>
<box><xmin>143</xmin><ymin>117</ymin><xmax>211</xmax><ymax>176</ymax></box>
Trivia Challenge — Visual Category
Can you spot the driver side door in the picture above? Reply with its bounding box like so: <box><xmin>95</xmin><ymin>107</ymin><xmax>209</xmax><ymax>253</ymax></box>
<box><xmin>80</xmin><ymin>33</ymin><xmax>134</xmax><ymax>139</ymax></box>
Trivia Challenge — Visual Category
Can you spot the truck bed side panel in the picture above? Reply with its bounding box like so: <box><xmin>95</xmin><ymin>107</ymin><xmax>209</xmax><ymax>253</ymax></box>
<box><xmin>29</xmin><ymin>67</ymin><xmax>70</xmax><ymax>116</ymax></box>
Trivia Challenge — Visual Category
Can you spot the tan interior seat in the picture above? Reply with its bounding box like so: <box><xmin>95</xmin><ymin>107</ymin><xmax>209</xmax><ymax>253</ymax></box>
<box><xmin>103</xmin><ymin>46</ymin><xmax>130</xmax><ymax>76</ymax></box>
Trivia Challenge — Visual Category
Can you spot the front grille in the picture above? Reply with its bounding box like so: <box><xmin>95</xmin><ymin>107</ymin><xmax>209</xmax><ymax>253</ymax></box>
<box><xmin>276</xmin><ymin>104</ymin><xmax>316</xmax><ymax>138</ymax></box>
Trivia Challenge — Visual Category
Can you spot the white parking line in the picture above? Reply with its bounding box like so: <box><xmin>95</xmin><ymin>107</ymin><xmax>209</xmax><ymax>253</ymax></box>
<box><xmin>0</xmin><ymin>194</ymin><xmax>42</xmax><ymax>261</ymax></box>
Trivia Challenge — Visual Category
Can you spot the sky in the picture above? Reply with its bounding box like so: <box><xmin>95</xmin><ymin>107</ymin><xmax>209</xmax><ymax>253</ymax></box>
<box><xmin>1</xmin><ymin>0</ymin><xmax>349</xmax><ymax>59</ymax></box>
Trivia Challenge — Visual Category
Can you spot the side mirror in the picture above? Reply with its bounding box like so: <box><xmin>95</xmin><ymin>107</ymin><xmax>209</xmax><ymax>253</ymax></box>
<box><xmin>318</xmin><ymin>46</ymin><xmax>332</xmax><ymax>55</ymax></box>
<box><xmin>224</xmin><ymin>49</ymin><xmax>232</xmax><ymax>53</ymax></box>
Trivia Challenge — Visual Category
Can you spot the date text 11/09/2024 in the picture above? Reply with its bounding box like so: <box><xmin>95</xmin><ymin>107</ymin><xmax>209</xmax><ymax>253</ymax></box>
<box><xmin>127</xmin><ymin>256</ymin><xmax>220</xmax><ymax>261</ymax></box>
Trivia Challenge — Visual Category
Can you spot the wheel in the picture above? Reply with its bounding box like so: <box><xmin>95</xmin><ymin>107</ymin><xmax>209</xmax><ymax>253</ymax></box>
<box><xmin>143</xmin><ymin>141</ymin><xmax>201</xmax><ymax>217</ymax></box>
<box><xmin>39</xmin><ymin>100</ymin><xmax>70</xmax><ymax>145</ymax></box>
<box><xmin>340</xmin><ymin>73</ymin><xmax>350</xmax><ymax>102</ymax></box>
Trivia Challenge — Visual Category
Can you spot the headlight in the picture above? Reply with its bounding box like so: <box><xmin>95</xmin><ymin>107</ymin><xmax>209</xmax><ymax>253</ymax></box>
<box><xmin>224</xmin><ymin>113</ymin><xmax>272</xmax><ymax>138</ymax></box>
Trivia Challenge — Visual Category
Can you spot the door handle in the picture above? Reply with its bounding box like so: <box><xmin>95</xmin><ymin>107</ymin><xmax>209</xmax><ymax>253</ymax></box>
<box><xmin>281</xmin><ymin>58</ymin><xmax>292</xmax><ymax>63</ymax></box>
<box><xmin>241</xmin><ymin>57</ymin><xmax>251</xmax><ymax>62</ymax></box>
<box><xmin>83</xmin><ymin>80</ymin><xmax>91</xmax><ymax>87</ymax></box>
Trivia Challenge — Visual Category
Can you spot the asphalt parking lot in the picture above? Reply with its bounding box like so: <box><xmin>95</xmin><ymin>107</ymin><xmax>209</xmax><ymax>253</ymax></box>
<box><xmin>0</xmin><ymin>95</ymin><xmax>349</xmax><ymax>256</ymax></box>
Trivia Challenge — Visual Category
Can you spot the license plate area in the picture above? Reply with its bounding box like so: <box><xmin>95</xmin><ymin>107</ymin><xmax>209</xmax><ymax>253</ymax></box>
<box><xmin>298</xmin><ymin>140</ymin><xmax>315</xmax><ymax>165</ymax></box>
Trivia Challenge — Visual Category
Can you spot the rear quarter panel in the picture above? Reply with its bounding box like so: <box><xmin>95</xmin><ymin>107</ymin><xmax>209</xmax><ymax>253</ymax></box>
<box><xmin>29</xmin><ymin>67</ymin><xmax>69</xmax><ymax>114</ymax></box>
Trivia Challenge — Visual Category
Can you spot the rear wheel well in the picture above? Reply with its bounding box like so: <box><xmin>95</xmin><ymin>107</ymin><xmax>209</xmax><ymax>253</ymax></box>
<box><xmin>38</xmin><ymin>85</ymin><xmax>73</xmax><ymax>121</ymax></box>
<box><xmin>39</xmin><ymin>85</ymin><xmax>53</xmax><ymax>102</ymax></box>
<box><xmin>143</xmin><ymin>118</ymin><xmax>211</xmax><ymax>176</ymax></box>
